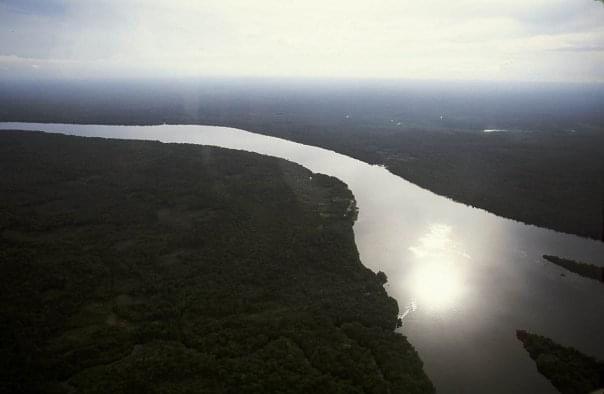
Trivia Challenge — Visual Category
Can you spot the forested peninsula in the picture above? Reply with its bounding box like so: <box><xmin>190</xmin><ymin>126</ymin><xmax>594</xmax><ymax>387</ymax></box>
<box><xmin>2</xmin><ymin>81</ymin><xmax>602</xmax><ymax>240</ymax></box>
<box><xmin>0</xmin><ymin>131</ymin><xmax>433</xmax><ymax>393</ymax></box>
<box><xmin>543</xmin><ymin>255</ymin><xmax>604</xmax><ymax>283</ymax></box>
<box><xmin>517</xmin><ymin>330</ymin><xmax>604</xmax><ymax>394</ymax></box>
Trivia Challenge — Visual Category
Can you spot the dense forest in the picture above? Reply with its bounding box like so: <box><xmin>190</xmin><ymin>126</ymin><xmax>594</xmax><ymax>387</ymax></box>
<box><xmin>1</xmin><ymin>80</ymin><xmax>602</xmax><ymax>240</ymax></box>
<box><xmin>0</xmin><ymin>131</ymin><xmax>434</xmax><ymax>393</ymax></box>
<box><xmin>516</xmin><ymin>330</ymin><xmax>604</xmax><ymax>394</ymax></box>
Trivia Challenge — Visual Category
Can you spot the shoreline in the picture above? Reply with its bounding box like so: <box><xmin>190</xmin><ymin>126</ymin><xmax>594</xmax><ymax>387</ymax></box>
<box><xmin>0</xmin><ymin>130</ymin><xmax>434</xmax><ymax>392</ymax></box>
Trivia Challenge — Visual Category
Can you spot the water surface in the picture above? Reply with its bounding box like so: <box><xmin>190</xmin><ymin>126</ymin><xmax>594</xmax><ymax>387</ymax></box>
<box><xmin>2</xmin><ymin>122</ymin><xmax>603</xmax><ymax>393</ymax></box>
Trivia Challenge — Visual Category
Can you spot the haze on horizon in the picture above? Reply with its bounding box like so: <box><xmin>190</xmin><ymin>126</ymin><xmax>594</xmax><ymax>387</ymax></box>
<box><xmin>1</xmin><ymin>0</ymin><xmax>603</xmax><ymax>83</ymax></box>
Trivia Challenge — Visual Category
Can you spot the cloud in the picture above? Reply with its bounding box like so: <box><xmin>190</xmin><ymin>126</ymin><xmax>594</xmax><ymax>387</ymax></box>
<box><xmin>1</xmin><ymin>0</ymin><xmax>603</xmax><ymax>81</ymax></box>
<box><xmin>552</xmin><ymin>45</ymin><xmax>604</xmax><ymax>52</ymax></box>
<box><xmin>0</xmin><ymin>0</ymin><xmax>67</xmax><ymax>16</ymax></box>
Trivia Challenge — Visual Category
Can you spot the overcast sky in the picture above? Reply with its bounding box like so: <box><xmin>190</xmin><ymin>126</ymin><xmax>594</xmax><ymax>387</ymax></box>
<box><xmin>1</xmin><ymin>0</ymin><xmax>603</xmax><ymax>82</ymax></box>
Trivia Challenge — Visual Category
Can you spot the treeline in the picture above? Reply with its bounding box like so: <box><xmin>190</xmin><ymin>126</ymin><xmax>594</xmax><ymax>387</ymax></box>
<box><xmin>543</xmin><ymin>255</ymin><xmax>604</xmax><ymax>283</ymax></box>
<box><xmin>1</xmin><ymin>80</ymin><xmax>602</xmax><ymax>240</ymax></box>
<box><xmin>0</xmin><ymin>131</ymin><xmax>433</xmax><ymax>393</ymax></box>
<box><xmin>517</xmin><ymin>330</ymin><xmax>604</xmax><ymax>394</ymax></box>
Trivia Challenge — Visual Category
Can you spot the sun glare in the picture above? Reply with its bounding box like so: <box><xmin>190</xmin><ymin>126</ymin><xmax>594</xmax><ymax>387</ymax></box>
<box><xmin>408</xmin><ymin>224</ymin><xmax>467</xmax><ymax>312</ymax></box>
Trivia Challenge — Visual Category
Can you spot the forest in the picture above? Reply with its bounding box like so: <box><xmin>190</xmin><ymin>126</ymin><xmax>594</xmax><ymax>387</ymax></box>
<box><xmin>0</xmin><ymin>130</ymin><xmax>433</xmax><ymax>393</ymax></box>
<box><xmin>1</xmin><ymin>79</ymin><xmax>602</xmax><ymax>240</ymax></box>
<box><xmin>517</xmin><ymin>330</ymin><xmax>604</xmax><ymax>394</ymax></box>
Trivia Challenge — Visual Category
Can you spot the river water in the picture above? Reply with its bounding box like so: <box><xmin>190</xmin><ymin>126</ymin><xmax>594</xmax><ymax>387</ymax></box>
<box><xmin>2</xmin><ymin>122</ymin><xmax>603</xmax><ymax>393</ymax></box>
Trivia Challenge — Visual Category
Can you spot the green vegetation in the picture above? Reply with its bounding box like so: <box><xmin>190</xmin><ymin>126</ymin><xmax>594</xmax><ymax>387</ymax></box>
<box><xmin>543</xmin><ymin>255</ymin><xmax>604</xmax><ymax>283</ymax></box>
<box><xmin>516</xmin><ymin>330</ymin><xmax>604</xmax><ymax>394</ymax></box>
<box><xmin>239</xmin><ymin>122</ymin><xmax>604</xmax><ymax>241</ymax></box>
<box><xmin>0</xmin><ymin>131</ymin><xmax>433</xmax><ymax>393</ymax></box>
<box><xmin>2</xmin><ymin>80</ymin><xmax>602</xmax><ymax>240</ymax></box>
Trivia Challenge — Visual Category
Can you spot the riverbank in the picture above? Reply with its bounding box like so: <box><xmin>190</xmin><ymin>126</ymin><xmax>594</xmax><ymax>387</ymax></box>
<box><xmin>0</xmin><ymin>130</ymin><xmax>433</xmax><ymax>393</ymax></box>
<box><xmin>517</xmin><ymin>330</ymin><xmax>604</xmax><ymax>394</ymax></box>
<box><xmin>222</xmin><ymin>122</ymin><xmax>604</xmax><ymax>241</ymax></box>
<box><xmin>1</xmin><ymin>80</ymin><xmax>602</xmax><ymax>240</ymax></box>
<box><xmin>543</xmin><ymin>255</ymin><xmax>604</xmax><ymax>283</ymax></box>
<box><xmin>3</xmin><ymin>122</ymin><xmax>604</xmax><ymax>393</ymax></box>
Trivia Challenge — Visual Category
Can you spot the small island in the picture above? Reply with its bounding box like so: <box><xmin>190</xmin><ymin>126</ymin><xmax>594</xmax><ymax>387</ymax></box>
<box><xmin>0</xmin><ymin>131</ymin><xmax>433</xmax><ymax>393</ymax></box>
<box><xmin>516</xmin><ymin>330</ymin><xmax>604</xmax><ymax>394</ymax></box>
<box><xmin>543</xmin><ymin>255</ymin><xmax>604</xmax><ymax>283</ymax></box>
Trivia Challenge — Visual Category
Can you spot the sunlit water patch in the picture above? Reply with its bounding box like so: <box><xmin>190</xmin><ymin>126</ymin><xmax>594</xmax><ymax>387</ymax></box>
<box><xmin>1</xmin><ymin>122</ymin><xmax>603</xmax><ymax>394</ymax></box>
<box><xmin>407</xmin><ymin>224</ymin><xmax>468</xmax><ymax>312</ymax></box>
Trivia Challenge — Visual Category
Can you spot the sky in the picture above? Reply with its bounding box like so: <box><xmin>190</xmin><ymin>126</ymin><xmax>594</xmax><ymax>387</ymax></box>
<box><xmin>1</xmin><ymin>0</ymin><xmax>603</xmax><ymax>82</ymax></box>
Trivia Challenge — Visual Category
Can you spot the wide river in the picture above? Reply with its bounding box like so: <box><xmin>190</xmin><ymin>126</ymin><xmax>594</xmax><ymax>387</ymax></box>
<box><xmin>2</xmin><ymin>122</ymin><xmax>603</xmax><ymax>393</ymax></box>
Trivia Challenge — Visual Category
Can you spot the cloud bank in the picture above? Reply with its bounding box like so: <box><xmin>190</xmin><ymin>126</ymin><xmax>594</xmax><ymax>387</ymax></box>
<box><xmin>1</xmin><ymin>0</ymin><xmax>603</xmax><ymax>81</ymax></box>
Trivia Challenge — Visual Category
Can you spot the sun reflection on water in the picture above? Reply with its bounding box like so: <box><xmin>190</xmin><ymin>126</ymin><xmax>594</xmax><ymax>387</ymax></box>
<box><xmin>407</xmin><ymin>224</ymin><xmax>468</xmax><ymax>313</ymax></box>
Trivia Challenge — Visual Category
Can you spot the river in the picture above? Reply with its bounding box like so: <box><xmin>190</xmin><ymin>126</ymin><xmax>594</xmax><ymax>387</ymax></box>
<box><xmin>1</xmin><ymin>122</ymin><xmax>603</xmax><ymax>393</ymax></box>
